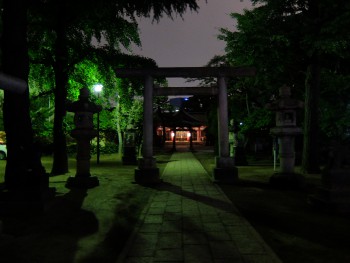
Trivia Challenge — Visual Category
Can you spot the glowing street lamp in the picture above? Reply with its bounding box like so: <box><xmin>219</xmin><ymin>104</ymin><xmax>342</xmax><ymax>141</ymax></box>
<box><xmin>94</xmin><ymin>83</ymin><xmax>103</xmax><ymax>93</ymax></box>
<box><xmin>93</xmin><ymin>84</ymin><xmax>103</xmax><ymax>164</ymax></box>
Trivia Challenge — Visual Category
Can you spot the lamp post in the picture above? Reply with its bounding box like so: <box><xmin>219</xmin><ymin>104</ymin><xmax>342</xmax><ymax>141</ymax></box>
<box><xmin>94</xmin><ymin>84</ymin><xmax>103</xmax><ymax>164</ymax></box>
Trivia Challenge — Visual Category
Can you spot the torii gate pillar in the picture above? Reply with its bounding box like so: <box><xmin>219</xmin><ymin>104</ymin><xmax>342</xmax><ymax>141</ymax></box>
<box><xmin>214</xmin><ymin>77</ymin><xmax>237</xmax><ymax>183</ymax></box>
<box><xmin>134</xmin><ymin>75</ymin><xmax>160</xmax><ymax>184</ymax></box>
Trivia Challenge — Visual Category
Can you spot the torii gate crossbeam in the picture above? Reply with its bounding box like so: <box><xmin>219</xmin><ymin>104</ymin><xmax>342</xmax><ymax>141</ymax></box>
<box><xmin>116</xmin><ymin>66</ymin><xmax>255</xmax><ymax>78</ymax></box>
<box><xmin>115</xmin><ymin>67</ymin><xmax>256</xmax><ymax>184</ymax></box>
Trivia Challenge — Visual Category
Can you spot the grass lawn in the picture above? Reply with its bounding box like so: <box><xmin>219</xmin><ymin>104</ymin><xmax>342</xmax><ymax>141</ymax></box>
<box><xmin>0</xmin><ymin>152</ymin><xmax>171</xmax><ymax>263</ymax></box>
<box><xmin>194</xmin><ymin>151</ymin><xmax>350</xmax><ymax>263</ymax></box>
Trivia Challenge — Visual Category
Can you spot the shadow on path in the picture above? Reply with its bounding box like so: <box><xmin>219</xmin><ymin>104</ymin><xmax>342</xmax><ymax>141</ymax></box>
<box><xmin>151</xmin><ymin>181</ymin><xmax>239</xmax><ymax>215</ymax></box>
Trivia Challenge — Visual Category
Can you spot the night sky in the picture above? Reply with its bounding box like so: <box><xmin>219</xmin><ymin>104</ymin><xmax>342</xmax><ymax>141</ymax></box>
<box><xmin>130</xmin><ymin>0</ymin><xmax>253</xmax><ymax>87</ymax></box>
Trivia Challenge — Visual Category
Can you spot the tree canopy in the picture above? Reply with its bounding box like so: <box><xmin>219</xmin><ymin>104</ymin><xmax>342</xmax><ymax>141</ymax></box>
<box><xmin>0</xmin><ymin>0</ymin><xmax>200</xmax><ymax>188</ymax></box>
<box><xmin>219</xmin><ymin>0</ymin><xmax>350</xmax><ymax>171</ymax></box>
<box><xmin>25</xmin><ymin>0</ymin><xmax>200</xmax><ymax>175</ymax></box>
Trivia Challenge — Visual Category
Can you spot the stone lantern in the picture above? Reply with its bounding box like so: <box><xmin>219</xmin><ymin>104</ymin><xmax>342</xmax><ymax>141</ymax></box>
<box><xmin>66</xmin><ymin>87</ymin><xmax>102</xmax><ymax>188</ymax></box>
<box><xmin>267</xmin><ymin>85</ymin><xmax>304</xmax><ymax>187</ymax></box>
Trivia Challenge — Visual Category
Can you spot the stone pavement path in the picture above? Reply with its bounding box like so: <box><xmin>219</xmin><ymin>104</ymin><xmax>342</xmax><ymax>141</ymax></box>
<box><xmin>117</xmin><ymin>152</ymin><xmax>282</xmax><ymax>263</ymax></box>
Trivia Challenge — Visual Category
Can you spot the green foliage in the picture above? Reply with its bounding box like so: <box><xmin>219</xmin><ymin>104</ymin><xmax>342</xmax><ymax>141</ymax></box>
<box><xmin>116</xmin><ymin>0</ymin><xmax>198</xmax><ymax>20</ymax></box>
<box><xmin>28</xmin><ymin>1</ymin><xmax>143</xmax><ymax>59</ymax></box>
<box><xmin>218</xmin><ymin>4</ymin><xmax>306</xmax><ymax>90</ymax></box>
<box><xmin>0</xmin><ymin>0</ymin><xmax>200</xmax><ymax>177</ymax></box>
<box><xmin>90</xmin><ymin>141</ymin><xmax>119</xmax><ymax>155</ymax></box>
<box><xmin>240</xmin><ymin>108</ymin><xmax>274</xmax><ymax>134</ymax></box>
<box><xmin>29</xmin><ymin>64</ymin><xmax>55</xmax><ymax>93</ymax></box>
<box><xmin>30</xmin><ymin>101</ymin><xmax>54</xmax><ymax>138</ymax></box>
<box><xmin>69</xmin><ymin>60</ymin><xmax>103</xmax><ymax>99</ymax></box>
<box><xmin>320</xmin><ymin>71</ymin><xmax>350</xmax><ymax>139</ymax></box>
<box><xmin>218</xmin><ymin>0</ymin><xmax>350</xmax><ymax>141</ymax></box>
<box><xmin>28</xmin><ymin>42</ymin><xmax>160</xmax><ymax>146</ymax></box>
<box><xmin>27</xmin><ymin>0</ymin><xmax>157</xmax><ymax>167</ymax></box>
<box><xmin>28</xmin><ymin>64</ymin><xmax>55</xmax><ymax>140</ymax></box>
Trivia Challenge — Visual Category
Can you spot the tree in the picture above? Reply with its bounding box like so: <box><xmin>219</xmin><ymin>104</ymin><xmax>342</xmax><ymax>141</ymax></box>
<box><xmin>0</xmin><ymin>0</ymin><xmax>200</xmax><ymax>191</ymax></box>
<box><xmin>300</xmin><ymin>0</ymin><xmax>350</xmax><ymax>173</ymax></box>
<box><xmin>219</xmin><ymin>0</ymin><xmax>350</xmax><ymax>172</ymax></box>
<box><xmin>87</xmin><ymin>51</ymin><xmax>158</xmax><ymax>155</ymax></box>
<box><xmin>27</xmin><ymin>0</ymin><xmax>141</xmax><ymax>174</ymax></box>
<box><xmin>27</xmin><ymin>0</ymin><xmax>199</xmax><ymax>175</ymax></box>
<box><xmin>1</xmin><ymin>0</ymin><xmax>47</xmax><ymax>190</ymax></box>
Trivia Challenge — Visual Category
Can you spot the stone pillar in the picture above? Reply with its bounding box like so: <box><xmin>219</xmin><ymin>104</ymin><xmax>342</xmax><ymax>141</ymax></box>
<box><xmin>67</xmin><ymin>129</ymin><xmax>98</xmax><ymax>187</ymax></box>
<box><xmin>267</xmin><ymin>85</ymin><xmax>304</xmax><ymax>188</ymax></box>
<box><xmin>74</xmin><ymin>131</ymin><xmax>95</xmax><ymax>177</ymax></box>
<box><xmin>135</xmin><ymin>75</ymin><xmax>160</xmax><ymax>184</ymax></box>
<box><xmin>66</xmin><ymin>87</ymin><xmax>101</xmax><ymax>189</ymax></box>
<box><xmin>278</xmin><ymin>136</ymin><xmax>295</xmax><ymax>174</ymax></box>
<box><xmin>213</xmin><ymin>77</ymin><xmax>238</xmax><ymax>183</ymax></box>
<box><xmin>143</xmin><ymin>75</ymin><xmax>153</xmax><ymax>159</ymax></box>
<box><xmin>217</xmin><ymin>77</ymin><xmax>230</xmax><ymax>157</ymax></box>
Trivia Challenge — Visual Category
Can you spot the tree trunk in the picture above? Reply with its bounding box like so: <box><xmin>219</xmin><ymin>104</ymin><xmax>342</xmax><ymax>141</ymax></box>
<box><xmin>2</xmin><ymin>0</ymin><xmax>47</xmax><ymax>190</ymax></box>
<box><xmin>302</xmin><ymin>54</ymin><xmax>321</xmax><ymax>173</ymax></box>
<box><xmin>51</xmin><ymin>2</ymin><xmax>69</xmax><ymax>175</ymax></box>
<box><xmin>51</xmin><ymin>68</ymin><xmax>69</xmax><ymax>175</ymax></box>
<box><xmin>301</xmin><ymin>0</ymin><xmax>321</xmax><ymax>174</ymax></box>
<box><xmin>116</xmin><ymin>101</ymin><xmax>123</xmax><ymax>155</ymax></box>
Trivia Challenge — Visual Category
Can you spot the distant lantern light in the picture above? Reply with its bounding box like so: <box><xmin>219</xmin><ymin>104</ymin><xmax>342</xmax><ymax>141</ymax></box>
<box><xmin>240</xmin><ymin>122</ymin><xmax>243</xmax><ymax>126</ymax></box>
<box><xmin>171</xmin><ymin>132</ymin><xmax>175</xmax><ymax>138</ymax></box>
<box><xmin>184</xmin><ymin>97</ymin><xmax>189</xmax><ymax>101</ymax></box>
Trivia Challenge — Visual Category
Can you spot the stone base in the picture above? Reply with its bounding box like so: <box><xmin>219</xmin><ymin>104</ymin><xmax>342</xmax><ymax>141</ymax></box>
<box><xmin>134</xmin><ymin>168</ymin><xmax>161</xmax><ymax>185</ymax></box>
<box><xmin>212</xmin><ymin>167</ymin><xmax>238</xmax><ymax>184</ymax></box>
<box><xmin>213</xmin><ymin>156</ymin><xmax>238</xmax><ymax>184</ymax></box>
<box><xmin>269</xmin><ymin>172</ymin><xmax>305</xmax><ymax>189</ymax></box>
<box><xmin>65</xmin><ymin>176</ymin><xmax>99</xmax><ymax>189</ymax></box>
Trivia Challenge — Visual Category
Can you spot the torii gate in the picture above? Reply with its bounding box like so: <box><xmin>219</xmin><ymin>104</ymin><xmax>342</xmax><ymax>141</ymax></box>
<box><xmin>116</xmin><ymin>67</ymin><xmax>255</xmax><ymax>184</ymax></box>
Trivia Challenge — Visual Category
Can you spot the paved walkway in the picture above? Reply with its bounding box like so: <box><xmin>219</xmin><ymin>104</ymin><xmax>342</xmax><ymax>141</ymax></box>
<box><xmin>117</xmin><ymin>152</ymin><xmax>282</xmax><ymax>263</ymax></box>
